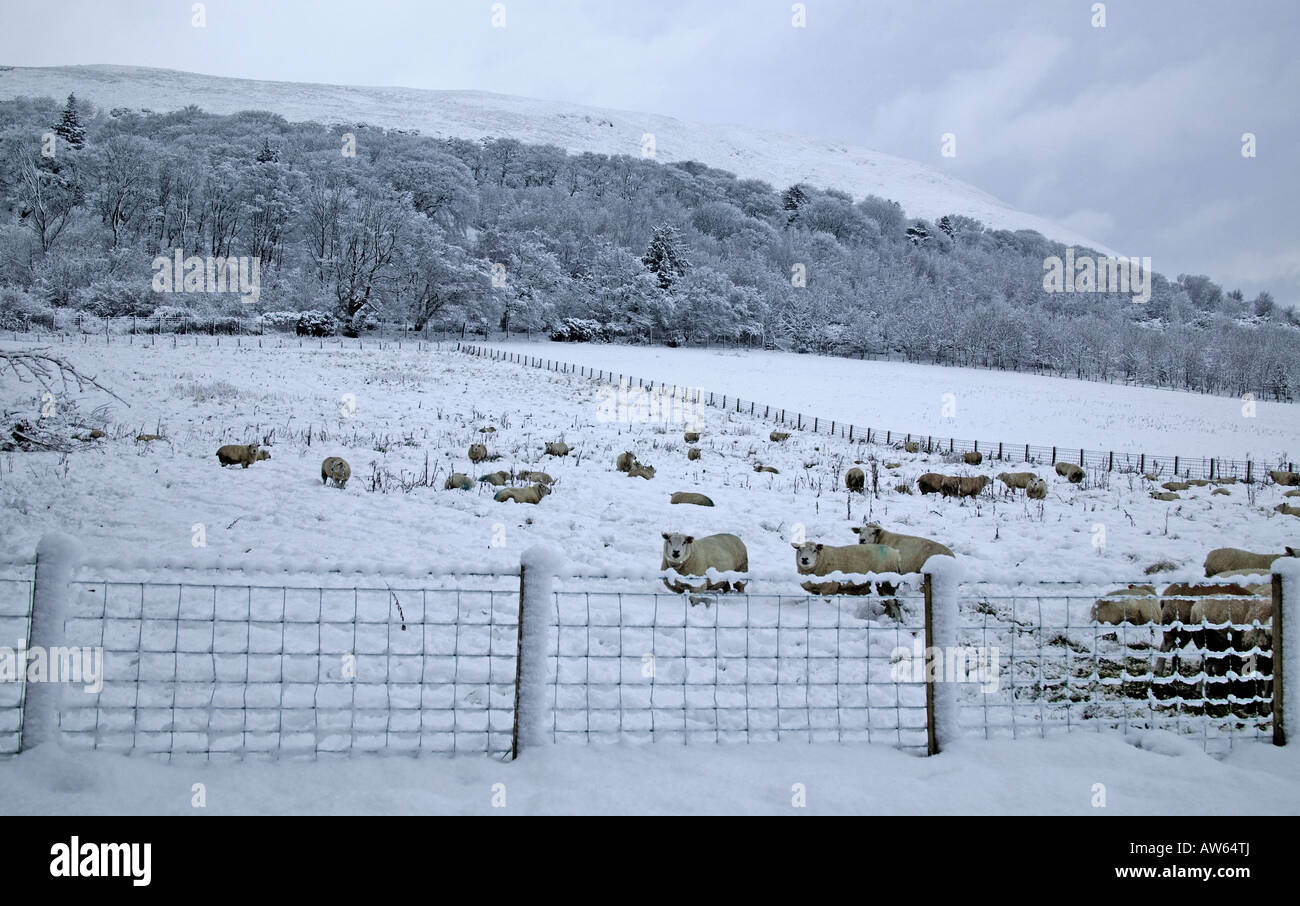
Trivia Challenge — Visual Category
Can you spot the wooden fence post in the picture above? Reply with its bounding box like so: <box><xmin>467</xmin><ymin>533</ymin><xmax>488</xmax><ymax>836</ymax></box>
<box><xmin>923</xmin><ymin>573</ymin><xmax>938</xmax><ymax>756</ymax></box>
<box><xmin>1274</xmin><ymin>572</ymin><xmax>1287</xmax><ymax>747</ymax></box>
<box><xmin>511</xmin><ymin>564</ymin><xmax>526</xmax><ymax>760</ymax></box>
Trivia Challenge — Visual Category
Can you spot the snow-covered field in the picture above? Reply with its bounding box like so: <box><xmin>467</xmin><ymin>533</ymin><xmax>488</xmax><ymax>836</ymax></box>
<box><xmin>3</xmin><ymin>335</ymin><xmax>1299</xmax><ymax>814</ymax></box>
<box><xmin>0</xmin><ymin>65</ymin><xmax>1113</xmax><ymax>253</ymax></box>
<box><xmin>486</xmin><ymin>341</ymin><xmax>1300</xmax><ymax>464</ymax></box>
<box><xmin>3</xmin><ymin>733</ymin><xmax>1298</xmax><ymax>815</ymax></box>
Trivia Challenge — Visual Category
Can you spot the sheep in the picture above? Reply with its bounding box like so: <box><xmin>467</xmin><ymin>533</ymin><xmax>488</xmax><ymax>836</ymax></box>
<box><xmin>850</xmin><ymin>523</ymin><xmax>953</xmax><ymax>573</ymax></box>
<box><xmin>903</xmin><ymin>441</ymin><xmax>920</xmax><ymax>453</ymax></box>
<box><xmin>1213</xmin><ymin>477</ymin><xmax>1238</xmax><ymax>485</ymax></box>
<box><xmin>1270</xmin><ymin>470</ymin><xmax>1300</xmax><ymax>486</ymax></box>
<box><xmin>793</xmin><ymin>542</ymin><xmax>902</xmax><ymax>597</ymax></box>
<box><xmin>687</xmin><ymin>447</ymin><xmax>702</xmax><ymax>461</ymax></box>
<box><xmin>516</xmin><ymin>470</ymin><xmax>554</xmax><ymax>485</ymax></box>
<box><xmin>444</xmin><ymin>472</ymin><xmax>474</xmax><ymax>491</ymax></box>
<box><xmin>1286</xmin><ymin>489</ymin><xmax>1300</xmax><ymax>498</ymax></box>
<box><xmin>845</xmin><ymin>467</ymin><xmax>865</xmax><ymax>492</ymax></box>
<box><xmin>753</xmin><ymin>464</ymin><xmax>779</xmax><ymax>474</ymax></box>
<box><xmin>962</xmin><ymin>451</ymin><xmax>983</xmax><ymax>465</ymax></box>
<box><xmin>135</xmin><ymin>433</ymin><xmax>164</xmax><ymax>442</ymax></box>
<box><xmin>661</xmin><ymin>532</ymin><xmax>749</xmax><ymax>594</ymax></box>
<box><xmin>670</xmin><ymin>492</ymin><xmax>714</xmax><ymax>506</ymax></box>
<box><xmin>545</xmin><ymin>442</ymin><xmax>570</xmax><ymax>457</ymax></box>
<box><xmin>1212</xmin><ymin>488</ymin><xmax>1230</xmax><ymax>496</ymax></box>
<box><xmin>468</xmin><ymin>443</ymin><xmax>489</xmax><ymax>464</ymax></box>
<box><xmin>628</xmin><ymin>464</ymin><xmax>656</xmax><ymax>480</ymax></box>
<box><xmin>1054</xmin><ymin>462</ymin><xmax>1084</xmax><ymax>483</ymax></box>
<box><xmin>1157</xmin><ymin>581</ymin><xmax>1260</xmax><ymax>675</ymax></box>
<box><xmin>917</xmin><ymin>473</ymin><xmax>946</xmax><ymax>494</ymax></box>
<box><xmin>320</xmin><ymin>456</ymin><xmax>351</xmax><ymax>489</ymax></box>
<box><xmin>884</xmin><ymin>461</ymin><xmax>901</xmax><ymax>469</ymax></box>
<box><xmin>941</xmin><ymin>475</ymin><xmax>989</xmax><ymax>498</ymax></box>
<box><xmin>1090</xmin><ymin>585</ymin><xmax>1161</xmax><ymax>625</ymax></box>
<box><xmin>1277</xmin><ymin>504</ymin><xmax>1300</xmax><ymax>518</ymax></box>
<box><xmin>1150</xmin><ymin>491</ymin><xmax>1180</xmax><ymax>501</ymax></box>
<box><xmin>997</xmin><ymin>471</ymin><xmax>1037</xmax><ymax>492</ymax></box>
<box><xmin>1162</xmin><ymin>480</ymin><xmax>1190</xmax><ymax>492</ymax></box>
<box><xmin>770</xmin><ymin>431</ymin><xmax>791</xmax><ymax>442</ymax></box>
<box><xmin>216</xmin><ymin>443</ymin><xmax>269</xmax><ymax>468</ymax></box>
<box><xmin>494</xmin><ymin>484</ymin><xmax>551</xmax><ymax>504</ymax></box>
<box><xmin>1204</xmin><ymin>546</ymin><xmax>1296</xmax><ymax>577</ymax></box>
<box><xmin>478</xmin><ymin>470</ymin><xmax>510</xmax><ymax>486</ymax></box>
<box><xmin>1186</xmin><ymin>478</ymin><xmax>1210</xmax><ymax>487</ymax></box>
<box><xmin>616</xmin><ymin>451</ymin><xmax>638</xmax><ymax>472</ymax></box>
<box><xmin>684</xmin><ymin>431</ymin><xmax>701</xmax><ymax>443</ymax></box>
<box><xmin>1026</xmin><ymin>478</ymin><xmax>1048</xmax><ymax>499</ymax></box>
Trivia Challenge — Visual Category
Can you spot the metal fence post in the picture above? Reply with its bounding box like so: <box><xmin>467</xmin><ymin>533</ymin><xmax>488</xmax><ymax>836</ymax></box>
<box><xmin>923</xmin><ymin>573</ymin><xmax>938</xmax><ymax>756</ymax></box>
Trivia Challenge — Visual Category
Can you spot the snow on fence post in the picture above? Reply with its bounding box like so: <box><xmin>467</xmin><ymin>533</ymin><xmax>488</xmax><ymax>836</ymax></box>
<box><xmin>512</xmin><ymin>545</ymin><xmax>561</xmax><ymax>758</ymax></box>
<box><xmin>922</xmin><ymin>555</ymin><xmax>962</xmax><ymax>755</ymax></box>
<box><xmin>1274</xmin><ymin>559</ymin><xmax>1300</xmax><ymax>747</ymax></box>
<box><xmin>22</xmin><ymin>533</ymin><xmax>83</xmax><ymax>751</ymax></box>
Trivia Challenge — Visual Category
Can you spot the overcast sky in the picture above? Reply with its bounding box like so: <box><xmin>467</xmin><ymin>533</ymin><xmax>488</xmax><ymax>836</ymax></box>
<box><xmin>2</xmin><ymin>0</ymin><xmax>1297</xmax><ymax>305</ymax></box>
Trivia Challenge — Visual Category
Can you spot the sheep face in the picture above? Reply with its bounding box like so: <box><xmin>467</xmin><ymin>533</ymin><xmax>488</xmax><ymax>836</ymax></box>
<box><xmin>662</xmin><ymin>533</ymin><xmax>696</xmax><ymax>568</ymax></box>
<box><xmin>791</xmin><ymin>542</ymin><xmax>823</xmax><ymax>572</ymax></box>
<box><xmin>853</xmin><ymin>524</ymin><xmax>884</xmax><ymax>544</ymax></box>
<box><xmin>256</xmin><ymin>449</ymin><xmax>271</xmax><ymax>462</ymax></box>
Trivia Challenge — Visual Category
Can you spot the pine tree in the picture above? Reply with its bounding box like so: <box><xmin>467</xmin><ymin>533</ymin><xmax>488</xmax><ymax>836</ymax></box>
<box><xmin>53</xmin><ymin>93</ymin><xmax>86</xmax><ymax>149</ymax></box>
<box><xmin>641</xmin><ymin>224</ymin><xmax>691</xmax><ymax>290</ymax></box>
<box><xmin>256</xmin><ymin>138</ymin><xmax>279</xmax><ymax>163</ymax></box>
<box><xmin>937</xmin><ymin>215</ymin><xmax>954</xmax><ymax>238</ymax></box>
<box><xmin>781</xmin><ymin>183</ymin><xmax>809</xmax><ymax>224</ymax></box>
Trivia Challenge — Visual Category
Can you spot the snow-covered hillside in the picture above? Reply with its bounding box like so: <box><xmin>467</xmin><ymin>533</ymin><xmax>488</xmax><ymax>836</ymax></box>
<box><xmin>0</xmin><ymin>64</ymin><xmax>1114</xmax><ymax>253</ymax></box>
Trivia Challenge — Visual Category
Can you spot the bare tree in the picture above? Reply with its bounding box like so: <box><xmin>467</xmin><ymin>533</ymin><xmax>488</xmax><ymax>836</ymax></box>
<box><xmin>0</xmin><ymin>348</ymin><xmax>125</xmax><ymax>404</ymax></box>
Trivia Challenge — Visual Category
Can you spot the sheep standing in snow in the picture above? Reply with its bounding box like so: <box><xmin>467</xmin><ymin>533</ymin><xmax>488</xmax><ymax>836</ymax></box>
<box><xmin>545</xmin><ymin>441</ymin><xmax>570</xmax><ymax>457</ymax></box>
<box><xmin>1055</xmin><ymin>462</ymin><xmax>1084</xmax><ymax>483</ymax></box>
<box><xmin>845</xmin><ymin>467</ymin><xmax>865</xmax><ymax>492</ymax></box>
<box><xmin>1090</xmin><ymin>585</ymin><xmax>1161</xmax><ymax>625</ymax></box>
<box><xmin>917</xmin><ymin>473</ymin><xmax>946</xmax><ymax>494</ymax></box>
<box><xmin>770</xmin><ymin>431</ymin><xmax>790</xmax><ymax>442</ymax></box>
<box><xmin>903</xmin><ymin>441</ymin><xmax>920</xmax><ymax>453</ymax></box>
<box><xmin>684</xmin><ymin>431</ymin><xmax>701</xmax><ymax>443</ymax></box>
<box><xmin>1203</xmin><ymin>547</ymin><xmax>1296</xmax><ymax>577</ymax></box>
<box><xmin>687</xmin><ymin>447</ymin><xmax>702</xmax><ymax>461</ymax></box>
<box><xmin>1026</xmin><ymin>478</ymin><xmax>1048</xmax><ymax>499</ymax></box>
<box><xmin>997</xmin><ymin>471</ymin><xmax>1038</xmax><ymax>493</ymax></box>
<box><xmin>962</xmin><ymin>451</ymin><xmax>983</xmax><ymax>465</ymax></box>
<box><xmin>661</xmin><ymin>532</ymin><xmax>749</xmax><ymax>594</ymax></box>
<box><xmin>851</xmin><ymin>523</ymin><xmax>953</xmax><ymax>573</ymax></box>
<box><xmin>793</xmin><ymin>541</ymin><xmax>902</xmax><ymax>597</ymax></box>
<box><xmin>320</xmin><ymin>456</ymin><xmax>351</xmax><ymax>488</ymax></box>
<box><xmin>494</xmin><ymin>484</ymin><xmax>551</xmax><ymax>504</ymax></box>
<box><xmin>941</xmin><ymin>475</ymin><xmax>989</xmax><ymax>498</ymax></box>
<box><xmin>468</xmin><ymin>443</ymin><xmax>488</xmax><ymax>464</ymax></box>
<box><xmin>216</xmin><ymin>443</ymin><xmax>269</xmax><ymax>468</ymax></box>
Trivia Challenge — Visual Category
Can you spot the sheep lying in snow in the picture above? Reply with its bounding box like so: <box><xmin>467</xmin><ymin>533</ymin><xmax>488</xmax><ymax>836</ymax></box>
<box><xmin>1151</xmin><ymin>491</ymin><xmax>1180</xmax><ymax>501</ymax></box>
<box><xmin>753</xmin><ymin>464</ymin><xmax>779</xmax><ymax>474</ymax></box>
<box><xmin>903</xmin><ymin>441</ymin><xmax>920</xmax><ymax>453</ymax></box>
<box><xmin>1055</xmin><ymin>462</ymin><xmax>1084</xmax><ymax>483</ymax></box>
<box><xmin>962</xmin><ymin>451</ymin><xmax>983</xmax><ymax>465</ymax></box>
<box><xmin>1026</xmin><ymin>478</ymin><xmax>1048</xmax><ymax>499</ymax></box>
<box><xmin>1162</xmin><ymin>480</ymin><xmax>1190</xmax><ymax>492</ymax></box>
<box><xmin>479</xmin><ymin>470</ymin><xmax>510</xmax><ymax>486</ymax></box>
<box><xmin>1186</xmin><ymin>478</ymin><xmax>1210</xmax><ymax>487</ymax></box>
<box><xmin>661</xmin><ymin>532</ymin><xmax>749</xmax><ymax>594</ymax></box>
<box><xmin>684</xmin><ymin>431</ymin><xmax>701</xmax><ymax>443</ymax></box>
<box><xmin>1090</xmin><ymin>585</ymin><xmax>1161</xmax><ymax>625</ymax></box>
<box><xmin>851</xmin><ymin>523</ymin><xmax>953</xmax><ymax>573</ymax></box>
<box><xmin>494</xmin><ymin>484</ymin><xmax>551</xmax><ymax>504</ymax></box>
<box><xmin>770</xmin><ymin>431</ymin><xmax>790</xmax><ymax>442</ymax></box>
<box><xmin>616</xmin><ymin>451</ymin><xmax>638</xmax><ymax>472</ymax></box>
<box><xmin>1277</xmin><ymin>504</ymin><xmax>1300</xmax><ymax>518</ymax></box>
<box><xmin>845</xmin><ymin>467</ymin><xmax>865</xmax><ymax>492</ymax></box>
<box><xmin>1286</xmin><ymin>489</ymin><xmax>1300</xmax><ymax>498</ymax></box>
<box><xmin>793</xmin><ymin>542</ymin><xmax>902</xmax><ymax>597</ymax></box>
<box><xmin>545</xmin><ymin>442</ymin><xmax>570</xmax><ymax>457</ymax></box>
<box><xmin>320</xmin><ymin>456</ymin><xmax>351</xmax><ymax>489</ymax></box>
<box><xmin>628</xmin><ymin>463</ymin><xmax>656</xmax><ymax>479</ymax></box>
<box><xmin>1270</xmin><ymin>469</ymin><xmax>1300</xmax><ymax>486</ymax></box>
<box><xmin>997</xmin><ymin>471</ymin><xmax>1038</xmax><ymax>492</ymax></box>
<box><xmin>217</xmin><ymin>443</ymin><xmax>269</xmax><ymax>468</ymax></box>
<box><xmin>468</xmin><ymin>443</ymin><xmax>489</xmax><ymax>464</ymax></box>
<box><xmin>670</xmin><ymin>492</ymin><xmax>714</xmax><ymax>507</ymax></box>
<box><xmin>444</xmin><ymin>473</ymin><xmax>474</xmax><ymax>491</ymax></box>
<box><xmin>1201</xmin><ymin>548</ymin><xmax>1294</xmax><ymax>577</ymax></box>
<box><xmin>687</xmin><ymin>447</ymin><xmax>702</xmax><ymax>461</ymax></box>
<box><xmin>1212</xmin><ymin>488</ymin><xmax>1230</xmax><ymax>496</ymax></box>
<box><xmin>516</xmin><ymin>470</ymin><xmax>554</xmax><ymax>485</ymax></box>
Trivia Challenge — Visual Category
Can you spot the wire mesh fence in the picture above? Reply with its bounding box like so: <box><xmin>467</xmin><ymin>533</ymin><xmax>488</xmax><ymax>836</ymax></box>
<box><xmin>55</xmin><ymin>578</ymin><xmax>521</xmax><ymax>761</ymax></box>
<box><xmin>0</xmin><ymin>565</ymin><xmax>36</xmax><ymax>756</ymax></box>
<box><xmin>458</xmin><ymin>343</ymin><xmax>1295</xmax><ymax>482</ymax></box>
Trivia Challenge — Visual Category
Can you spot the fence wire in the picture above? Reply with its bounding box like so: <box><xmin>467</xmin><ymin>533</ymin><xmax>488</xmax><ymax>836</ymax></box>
<box><xmin>56</xmin><ymin>579</ymin><xmax>520</xmax><ymax>761</ymax></box>
<box><xmin>0</xmin><ymin>569</ymin><xmax>35</xmax><ymax>755</ymax></box>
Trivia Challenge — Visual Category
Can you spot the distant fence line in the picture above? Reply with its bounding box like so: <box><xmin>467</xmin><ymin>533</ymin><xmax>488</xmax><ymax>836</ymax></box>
<box><xmin>3</xmin><ymin>542</ymin><xmax>1291</xmax><ymax>761</ymax></box>
<box><xmin>457</xmin><ymin>343</ymin><xmax>1295</xmax><ymax>483</ymax></box>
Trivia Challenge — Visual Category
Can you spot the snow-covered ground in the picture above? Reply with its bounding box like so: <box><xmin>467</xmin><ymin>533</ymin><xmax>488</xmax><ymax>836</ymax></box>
<box><xmin>3</xmin><ymin>733</ymin><xmax>1298</xmax><ymax>815</ymax></box>
<box><xmin>486</xmin><ymin>341</ymin><xmax>1300</xmax><ymax>464</ymax></box>
<box><xmin>1</xmin><ymin>335</ymin><xmax>1296</xmax><ymax>581</ymax></box>
<box><xmin>0</xmin><ymin>65</ymin><xmax>1114</xmax><ymax>254</ymax></box>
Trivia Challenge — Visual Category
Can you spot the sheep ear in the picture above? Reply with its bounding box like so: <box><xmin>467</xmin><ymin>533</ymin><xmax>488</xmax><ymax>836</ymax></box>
<box><xmin>662</xmin><ymin>533</ymin><xmax>671</xmax><ymax>540</ymax></box>
<box><xmin>791</xmin><ymin>543</ymin><xmax>800</xmax><ymax>549</ymax></box>
<box><xmin>815</xmin><ymin>543</ymin><xmax>824</xmax><ymax>551</ymax></box>
<box><xmin>685</xmin><ymin>536</ymin><xmax>694</xmax><ymax>544</ymax></box>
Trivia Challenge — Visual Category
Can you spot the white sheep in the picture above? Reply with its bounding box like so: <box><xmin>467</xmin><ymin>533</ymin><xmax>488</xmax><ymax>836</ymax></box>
<box><xmin>1090</xmin><ymin>585</ymin><xmax>1161</xmax><ymax>625</ymax></box>
<box><xmin>661</xmin><ymin>532</ymin><xmax>749</xmax><ymax>594</ymax></box>
<box><xmin>1203</xmin><ymin>547</ymin><xmax>1296</xmax><ymax>577</ymax></box>
<box><xmin>670</xmin><ymin>492</ymin><xmax>714</xmax><ymax>506</ymax></box>
<box><xmin>320</xmin><ymin>456</ymin><xmax>351</xmax><ymax>489</ymax></box>
<box><xmin>216</xmin><ymin>443</ymin><xmax>269</xmax><ymax>468</ymax></box>
<box><xmin>851</xmin><ymin>523</ymin><xmax>952</xmax><ymax>573</ymax></box>
<box><xmin>793</xmin><ymin>541</ymin><xmax>902</xmax><ymax>596</ymax></box>
<box><xmin>494</xmin><ymin>484</ymin><xmax>551</xmax><ymax>504</ymax></box>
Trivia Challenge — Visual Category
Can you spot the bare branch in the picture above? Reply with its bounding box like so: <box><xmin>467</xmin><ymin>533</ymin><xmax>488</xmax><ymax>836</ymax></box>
<box><xmin>0</xmin><ymin>348</ymin><xmax>128</xmax><ymax>405</ymax></box>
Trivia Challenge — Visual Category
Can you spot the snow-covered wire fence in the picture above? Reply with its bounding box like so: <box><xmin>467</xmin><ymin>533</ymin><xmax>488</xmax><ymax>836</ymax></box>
<box><xmin>4</xmin><ymin>537</ymin><xmax>1292</xmax><ymax>760</ymax></box>
<box><xmin>457</xmin><ymin>343</ymin><xmax>1296</xmax><ymax>482</ymax></box>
